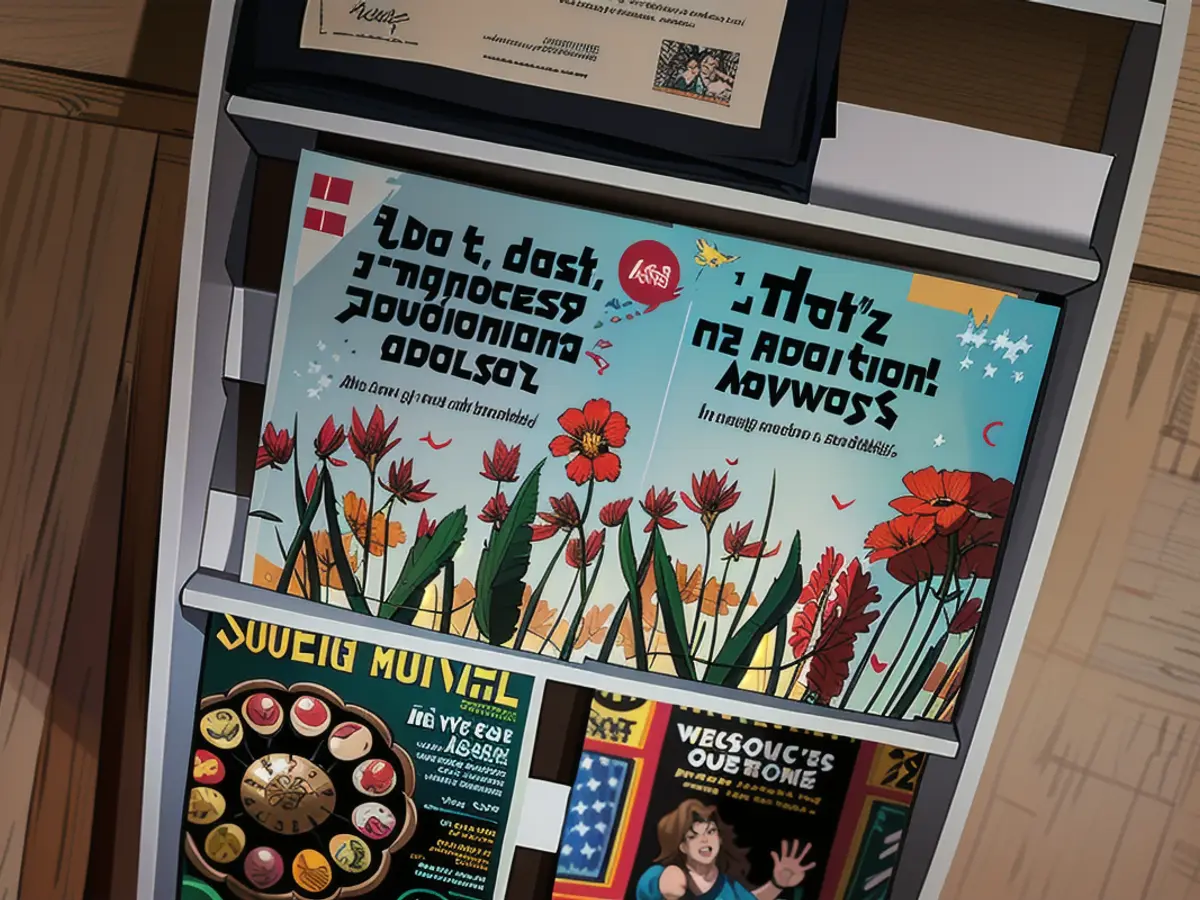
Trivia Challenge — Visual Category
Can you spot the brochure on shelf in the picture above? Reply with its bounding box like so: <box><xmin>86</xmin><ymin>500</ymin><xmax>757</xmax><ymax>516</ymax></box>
<box><xmin>178</xmin><ymin>614</ymin><xmax>534</xmax><ymax>900</ymax></box>
<box><xmin>240</xmin><ymin>149</ymin><xmax>1060</xmax><ymax>726</ymax></box>
<box><xmin>551</xmin><ymin>692</ymin><xmax>926</xmax><ymax>900</ymax></box>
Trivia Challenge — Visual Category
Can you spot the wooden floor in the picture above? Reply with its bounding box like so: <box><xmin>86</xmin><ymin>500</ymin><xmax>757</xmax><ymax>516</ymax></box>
<box><xmin>1</xmin><ymin>3</ymin><xmax>1200</xmax><ymax>900</ymax></box>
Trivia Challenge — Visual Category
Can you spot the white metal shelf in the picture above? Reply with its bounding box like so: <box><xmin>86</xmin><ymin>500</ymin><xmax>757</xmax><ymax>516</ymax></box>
<box><xmin>226</xmin><ymin>95</ymin><xmax>1105</xmax><ymax>291</ymax></box>
<box><xmin>182</xmin><ymin>570</ymin><xmax>961</xmax><ymax>758</ymax></box>
<box><xmin>1028</xmin><ymin>0</ymin><xmax>1163</xmax><ymax>22</ymax></box>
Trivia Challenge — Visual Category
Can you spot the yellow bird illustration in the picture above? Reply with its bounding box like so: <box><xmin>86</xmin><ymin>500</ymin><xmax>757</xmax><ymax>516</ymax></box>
<box><xmin>694</xmin><ymin>237</ymin><xmax>740</xmax><ymax>269</ymax></box>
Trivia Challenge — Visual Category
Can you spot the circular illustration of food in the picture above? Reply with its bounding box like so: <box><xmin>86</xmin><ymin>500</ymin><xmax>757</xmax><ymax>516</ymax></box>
<box><xmin>182</xmin><ymin>681</ymin><xmax>418</xmax><ymax>900</ymax></box>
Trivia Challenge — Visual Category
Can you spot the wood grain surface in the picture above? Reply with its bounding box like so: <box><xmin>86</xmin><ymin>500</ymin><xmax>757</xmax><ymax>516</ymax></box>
<box><xmin>0</xmin><ymin>0</ymin><xmax>210</xmax><ymax>95</ymax></box>
<box><xmin>942</xmin><ymin>283</ymin><xmax>1200</xmax><ymax>900</ymax></box>
<box><xmin>0</xmin><ymin>109</ymin><xmax>155</xmax><ymax>899</ymax></box>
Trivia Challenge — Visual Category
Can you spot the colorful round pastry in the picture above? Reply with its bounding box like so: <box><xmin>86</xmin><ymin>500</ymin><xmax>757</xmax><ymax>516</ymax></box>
<box><xmin>199</xmin><ymin>709</ymin><xmax>243</xmax><ymax>749</ymax></box>
<box><xmin>184</xmin><ymin>682</ymin><xmax>416</xmax><ymax>900</ymax></box>
<box><xmin>187</xmin><ymin>787</ymin><xmax>226</xmax><ymax>825</ymax></box>
<box><xmin>292</xmin><ymin>849</ymin><xmax>333</xmax><ymax>894</ymax></box>
<box><xmin>192</xmin><ymin>749</ymin><xmax>225</xmax><ymax>786</ymax></box>
<box><xmin>328</xmin><ymin>721</ymin><xmax>373</xmax><ymax>761</ymax></box>
<box><xmin>352</xmin><ymin>758</ymin><xmax>396</xmax><ymax>797</ymax></box>
<box><xmin>240</xmin><ymin>753</ymin><xmax>336</xmax><ymax>834</ymax></box>
<box><xmin>330</xmin><ymin>834</ymin><xmax>372</xmax><ymax>874</ymax></box>
<box><xmin>203</xmin><ymin>823</ymin><xmax>246</xmax><ymax>864</ymax></box>
<box><xmin>242</xmin><ymin>847</ymin><xmax>285</xmax><ymax>890</ymax></box>
<box><xmin>351</xmin><ymin>802</ymin><xmax>397</xmax><ymax>841</ymax></box>
<box><xmin>242</xmin><ymin>692</ymin><xmax>284</xmax><ymax>736</ymax></box>
<box><xmin>290</xmin><ymin>695</ymin><xmax>331</xmax><ymax>737</ymax></box>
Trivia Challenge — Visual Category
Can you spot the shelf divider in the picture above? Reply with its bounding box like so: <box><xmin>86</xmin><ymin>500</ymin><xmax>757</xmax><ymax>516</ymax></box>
<box><xmin>181</xmin><ymin>570</ymin><xmax>960</xmax><ymax>758</ymax></box>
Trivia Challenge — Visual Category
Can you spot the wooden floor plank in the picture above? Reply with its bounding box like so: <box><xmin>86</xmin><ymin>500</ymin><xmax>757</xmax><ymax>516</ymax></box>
<box><xmin>0</xmin><ymin>110</ymin><xmax>155</xmax><ymax>898</ymax></box>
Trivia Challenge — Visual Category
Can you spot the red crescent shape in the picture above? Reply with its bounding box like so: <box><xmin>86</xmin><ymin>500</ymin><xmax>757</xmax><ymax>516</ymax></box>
<box><xmin>982</xmin><ymin>421</ymin><xmax>1003</xmax><ymax>447</ymax></box>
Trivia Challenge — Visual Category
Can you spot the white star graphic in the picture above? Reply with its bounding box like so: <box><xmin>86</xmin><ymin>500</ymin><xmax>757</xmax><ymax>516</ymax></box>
<box><xmin>991</xmin><ymin>329</ymin><xmax>1013</xmax><ymax>352</ymax></box>
<box><xmin>933</xmin><ymin>434</ymin><xmax>946</xmax><ymax>447</ymax></box>
<box><xmin>317</xmin><ymin>340</ymin><xmax>327</xmax><ymax>351</ymax></box>
<box><xmin>580</xmin><ymin>756</ymin><xmax>593</xmax><ymax>770</ymax></box>
<box><xmin>587</xmin><ymin>778</ymin><xmax>601</xmax><ymax>792</ymax></box>
<box><xmin>571</xmin><ymin>821</ymin><xmax>590</xmax><ymax>837</ymax></box>
<box><xmin>595</xmin><ymin>821</ymin><xmax>608</xmax><ymax>833</ymax></box>
<box><xmin>573</xmin><ymin>802</ymin><xmax>587</xmax><ymax>816</ymax></box>
<box><xmin>598</xmin><ymin>758</ymin><xmax>610</xmax><ymax>766</ymax></box>
<box><xmin>608</xmin><ymin>777</ymin><xmax>620</xmax><ymax>788</ymax></box>
<box><xmin>581</xmin><ymin>843</ymin><xmax>597</xmax><ymax>860</ymax></box>
<box><xmin>959</xmin><ymin>353</ymin><xmax>974</xmax><ymax>371</ymax></box>
<box><xmin>560</xmin><ymin>845</ymin><xmax>573</xmax><ymax>856</ymax></box>
<box><xmin>1002</xmin><ymin>345</ymin><xmax>1023</xmax><ymax>364</ymax></box>
<box><xmin>983</xmin><ymin>363</ymin><xmax>997</xmax><ymax>378</ymax></box>
<box><xmin>1012</xmin><ymin>371</ymin><xmax>1025</xmax><ymax>383</ymax></box>
<box><xmin>591</xmin><ymin>800</ymin><xmax>607</xmax><ymax>813</ymax></box>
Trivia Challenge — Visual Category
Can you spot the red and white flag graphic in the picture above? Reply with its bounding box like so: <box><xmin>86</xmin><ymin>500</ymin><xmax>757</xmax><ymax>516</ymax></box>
<box><xmin>303</xmin><ymin>173</ymin><xmax>355</xmax><ymax>237</ymax></box>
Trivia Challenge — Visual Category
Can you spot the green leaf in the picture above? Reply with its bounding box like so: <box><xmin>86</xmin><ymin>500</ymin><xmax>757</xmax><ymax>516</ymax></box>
<box><xmin>379</xmin><ymin>507</ymin><xmax>468</xmax><ymax>623</ymax></box>
<box><xmin>705</xmin><ymin>532</ymin><xmax>804</xmax><ymax>686</ymax></box>
<box><xmin>248</xmin><ymin>510</ymin><xmax>284</xmax><ymax>523</ymax></box>
<box><xmin>617</xmin><ymin>516</ymin><xmax>648</xmax><ymax>669</ymax></box>
<box><xmin>276</xmin><ymin>463</ymin><xmax>323</xmax><ymax>597</ymax></box>
<box><xmin>292</xmin><ymin>448</ymin><xmax>321</xmax><ymax>603</ymax></box>
<box><xmin>650</xmin><ymin>529</ymin><xmax>697</xmax><ymax>680</ymax></box>
<box><xmin>473</xmin><ymin>460</ymin><xmax>545</xmax><ymax>645</ymax></box>
<box><xmin>321</xmin><ymin>468</ymin><xmax>368</xmax><ymax>614</ymax></box>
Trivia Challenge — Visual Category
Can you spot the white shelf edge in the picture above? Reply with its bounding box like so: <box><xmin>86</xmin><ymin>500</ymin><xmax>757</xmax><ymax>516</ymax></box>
<box><xmin>226</xmin><ymin>95</ymin><xmax>1103</xmax><ymax>288</ymax></box>
<box><xmin>224</xmin><ymin>287</ymin><xmax>276</xmax><ymax>382</ymax></box>
<box><xmin>182</xmin><ymin>571</ymin><xmax>960</xmax><ymax>758</ymax></box>
<box><xmin>1028</xmin><ymin>0</ymin><xmax>1163</xmax><ymax>22</ymax></box>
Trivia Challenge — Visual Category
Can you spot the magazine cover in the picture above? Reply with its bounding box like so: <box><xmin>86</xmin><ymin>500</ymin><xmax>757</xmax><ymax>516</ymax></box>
<box><xmin>551</xmin><ymin>693</ymin><xmax>926</xmax><ymax>900</ymax></box>
<box><xmin>177</xmin><ymin>615</ymin><xmax>534</xmax><ymax>900</ymax></box>
<box><xmin>242</xmin><ymin>149</ymin><xmax>1059</xmax><ymax>721</ymax></box>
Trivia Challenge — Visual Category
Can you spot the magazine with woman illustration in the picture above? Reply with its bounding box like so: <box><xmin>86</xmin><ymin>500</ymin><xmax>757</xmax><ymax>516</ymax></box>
<box><xmin>551</xmin><ymin>692</ymin><xmax>927</xmax><ymax>900</ymax></box>
<box><xmin>241</xmin><ymin>149</ymin><xmax>1059</xmax><ymax>721</ymax></box>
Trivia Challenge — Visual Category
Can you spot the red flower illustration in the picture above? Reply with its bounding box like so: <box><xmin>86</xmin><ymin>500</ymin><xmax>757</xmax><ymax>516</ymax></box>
<box><xmin>889</xmin><ymin>467</ymin><xmax>1012</xmax><ymax>533</ymax></box>
<box><xmin>255</xmin><ymin>423</ymin><xmax>294</xmax><ymax>470</ymax></box>
<box><xmin>304</xmin><ymin>465</ymin><xmax>319</xmax><ymax>503</ymax></box>
<box><xmin>953</xmin><ymin>515</ymin><xmax>1005</xmax><ymax>580</ymax></box>
<box><xmin>313</xmin><ymin>415</ymin><xmax>348</xmax><ymax>466</ymax></box>
<box><xmin>806</xmin><ymin>560</ymin><xmax>881</xmax><ymax>703</ymax></box>
<box><xmin>789</xmin><ymin>547</ymin><xmax>844</xmax><ymax>659</ymax></box>
<box><xmin>949</xmin><ymin>597</ymin><xmax>983</xmax><ymax>634</ymax></box>
<box><xmin>566</xmin><ymin>530</ymin><xmax>605</xmax><ymax>569</ymax></box>
<box><xmin>378</xmin><ymin>457</ymin><xmax>435</xmax><ymax>504</ymax></box>
<box><xmin>549</xmin><ymin>398</ymin><xmax>629</xmax><ymax>485</ymax></box>
<box><xmin>722</xmin><ymin>521</ymin><xmax>781</xmax><ymax>561</ymax></box>
<box><xmin>479</xmin><ymin>493</ymin><xmax>510</xmax><ymax>526</ymax></box>
<box><xmin>481</xmin><ymin>439</ymin><xmax>521</xmax><ymax>483</ymax></box>
<box><xmin>681</xmin><ymin>470</ymin><xmax>741</xmax><ymax>532</ymax></box>
<box><xmin>640</xmin><ymin>487</ymin><xmax>686</xmax><ymax>533</ymax></box>
<box><xmin>599</xmin><ymin>498</ymin><xmax>633</xmax><ymax>528</ymax></box>
<box><xmin>863</xmin><ymin>515</ymin><xmax>942</xmax><ymax>585</ymax></box>
<box><xmin>416</xmin><ymin>509</ymin><xmax>437</xmax><ymax>539</ymax></box>
<box><xmin>532</xmin><ymin>493</ymin><xmax>582</xmax><ymax>541</ymax></box>
<box><xmin>349</xmin><ymin>405</ymin><xmax>401</xmax><ymax>468</ymax></box>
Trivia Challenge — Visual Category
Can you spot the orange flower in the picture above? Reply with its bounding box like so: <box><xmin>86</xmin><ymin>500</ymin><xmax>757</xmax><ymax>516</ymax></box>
<box><xmin>674</xmin><ymin>563</ymin><xmax>753</xmax><ymax>617</ymax></box>
<box><xmin>309</xmin><ymin>531</ymin><xmax>359</xmax><ymax>589</ymax></box>
<box><xmin>574</xmin><ymin>604</ymin><xmax>615</xmax><ymax>649</ymax></box>
<box><xmin>343</xmin><ymin>492</ymin><xmax>406</xmax><ymax>556</ymax></box>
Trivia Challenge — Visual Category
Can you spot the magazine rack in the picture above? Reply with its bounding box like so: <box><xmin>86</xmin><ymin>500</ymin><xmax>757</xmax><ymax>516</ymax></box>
<box><xmin>139</xmin><ymin>1</ymin><xmax>1189</xmax><ymax>898</ymax></box>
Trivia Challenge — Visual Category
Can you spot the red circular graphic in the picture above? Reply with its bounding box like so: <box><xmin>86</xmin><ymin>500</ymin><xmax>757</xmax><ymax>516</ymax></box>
<box><xmin>618</xmin><ymin>240</ymin><xmax>682</xmax><ymax>312</ymax></box>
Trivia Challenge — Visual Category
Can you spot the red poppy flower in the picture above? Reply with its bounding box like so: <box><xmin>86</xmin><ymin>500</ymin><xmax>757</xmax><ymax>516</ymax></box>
<box><xmin>566</xmin><ymin>530</ymin><xmax>605</xmax><ymax>569</ymax></box>
<box><xmin>549</xmin><ymin>398</ymin><xmax>629</xmax><ymax>485</ymax></box>
<box><xmin>640</xmin><ymin>487</ymin><xmax>685</xmax><ymax>533</ymax></box>
<box><xmin>864</xmin><ymin>515</ymin><xmax>942</xmax><ymax>585</ymax></box>
<box><xmin>313</xmin><ymin>415</ymin><xmax>348</xmax><ymax>466</ymax></box>
<box><xmin>349</xmin><ymin>406</ymin><xmax>401</xmax><ymax>468</ymax></box>
<box><xmin>889</xmin><ymin>467</ymin><xmax>1009</xmax><ymax>533</ymax></box>
<box><xmin>378</xmin><ymin>457</ymin><xmax>435</xmax><ymax>504</ymax></box>
<box><xmin>599</xmin><ymin>498</ymin><xmax>633</xmax><ymax>528</ymax></box>
<box><xmin>532</xmin><ymin>493</ymin><xmax>582</xmax><ymax>541</ymax></box>
<box><xmin>481</xmin><ymin>439</ymin><xmax>521</xmax><ymax>483</ymax></box>
<box><xmin>949</xmin><ymin>597</ymin><xmax>983</xmax><ymax>634</ymax></box>
<box><xmin>954</xmin><ymin>515</ymin><xmax>1005</xmax><ymax>580</ymax></box>
<box><xmin>256</xmin><ymin>423</ymin><xmax>294</xmax><ymax>470</ymax></box>
<box><xmin>479</xmin><ymin>493</ymin><xmax>510</xmax><ymax>526</ymax></box>
<box><xmin>416</xmin><ymin>509</ymin><xmax>437</xmax><ymax>540</ymax></box>
<box><xmin>681</xmin><ymin>470</ymin><xmax>740</xmax><ymax>532</ymax></box>
<box><xmin>722</xmin><ymin>521</ymin><xmax>781</xmax><ymax>561</ymax></box>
